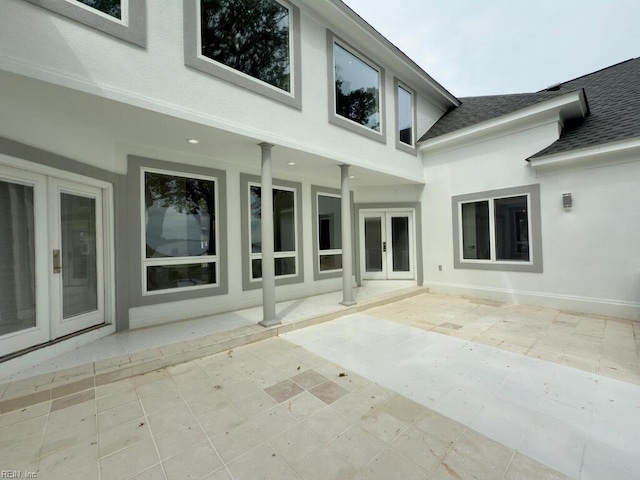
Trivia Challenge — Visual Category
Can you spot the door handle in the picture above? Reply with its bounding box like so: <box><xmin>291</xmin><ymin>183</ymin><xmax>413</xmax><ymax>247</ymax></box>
<box><xmin>382</xmin><ymin>241</ymin><xmax>387</xmax><ymax>252</ymax></box>
<box><xmin>53</xmin><ymin>249</ymin><xmax>62</xmax><ymax>274</ymax></box>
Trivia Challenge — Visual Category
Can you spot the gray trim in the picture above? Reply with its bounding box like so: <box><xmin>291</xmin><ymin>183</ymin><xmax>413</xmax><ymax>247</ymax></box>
<box><xmin>0</xmin><ymin>136</ymin><xmax>129</xmax><ymax>331</ymax></box>
<box><xmin>451</xmin><ymin>184</ymin><xmax>543</xmax><ymax>273</ymax></box>
<box><xmin>310</xmin><ymin>185</ymin><xmax>355</xmax><ymax>281</ymax></box>
<box><xmin>394</xmin><ymin>78</ymin><xmax>417</xmax><ymax>155</ymax></box>
<box><xmin>23</xmin><ymin>0</ymin><xmax>146</xmax><ymax>48</ymax></box>
<box><xmin>184</xmin><ymin>0</ymin><xmax>302</xmax><ymax>110</ymax></box>
<box><xmin>326</xmin><ymin>30</ymin><xmax>387</xmax><ymax>144</ymax></box>
<box><xmin>354</xmin><ymin>203</ymin><xmax>423</xmax><ymax>286</ymax></box>
<box><xmin>128</xmin><ymin>156</ymin><xmax>228</xmax><ymax>307</ymax></box>
<box><xmin>240</xmin><ymin>174</ymin><xmax>304</xmax><ymax>291</ymax></box>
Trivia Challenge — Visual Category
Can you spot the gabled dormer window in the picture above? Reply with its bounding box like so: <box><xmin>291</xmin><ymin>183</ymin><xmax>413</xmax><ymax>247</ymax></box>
<box><xmin>185</xmin><ymin>0</ymin><xmax>302</xmax><ymax>109</ymax></box>
<box><xmin>23</xmin><ymin>0</ymin><xmax>146</xmax><ymax>47</ymax></box>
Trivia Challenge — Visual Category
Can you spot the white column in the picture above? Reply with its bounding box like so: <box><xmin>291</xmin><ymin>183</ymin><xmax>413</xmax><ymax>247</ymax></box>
<box><xmin>258</xmin><ymin>143</ymin><xmax>280</xmax><ymax>327</ymax></box>
<box><xmin>340</xmin><ymin>164</ymin><xmax>356</xmax><ymax>306</ymax></box>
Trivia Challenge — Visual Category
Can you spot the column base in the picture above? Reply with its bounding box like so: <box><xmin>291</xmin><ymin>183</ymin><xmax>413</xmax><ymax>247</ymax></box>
<box><xmin>340</xmin><ymin>300</ymin><xmax>357</xmax><ymax>307</ymax></box>
<box><xmin>258</xmin><ymin>318</ymin><xmax>281</xmax><ymax>328</ymax></box>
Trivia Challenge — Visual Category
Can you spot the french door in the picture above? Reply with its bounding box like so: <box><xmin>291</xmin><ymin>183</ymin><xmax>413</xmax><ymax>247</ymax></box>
<box><xmin>360</xmin><ymin>210</ymin><xmax>414</xmax><ymax>280</ymax></box>
<box><xmin>0</xmin><ymin>164</ymin><xmax>107</xmax><ymax>357</ymax></box>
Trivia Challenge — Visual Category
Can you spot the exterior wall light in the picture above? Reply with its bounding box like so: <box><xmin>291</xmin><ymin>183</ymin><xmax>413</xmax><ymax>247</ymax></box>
<box><xmin>563</xmin><ymin>193</ymin><xmax>572</xmax><ymax>208</ymax></box>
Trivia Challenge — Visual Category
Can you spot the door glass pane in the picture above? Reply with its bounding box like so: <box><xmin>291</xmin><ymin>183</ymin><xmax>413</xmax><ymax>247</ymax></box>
<box><xmin>364</xmin><ymin>217</ymin><xmax>383</xmax><ymax>272</ymax></box>
<box><xmin>391</xmin><ymin>217</ymin><xmax>410</xmax><ymax>272</ymax></box>
<box><xmin>461</xmin><ymin>201</ymin><xmax>490</xmax><ymax>260</ymax></box>
<box><xmin>0</xmin><ymin>181</ymin><xmax>36</xmax><ymax>336</ymax></box>
<box><xmin>495</xmin><ymin>195</ymin><xmax>530</xmax><ymax>261</ymax></box>
<box><xmin>61</xmin><ymin>193</ymin><xmax>98</xmax><ymax>319</ymax></box>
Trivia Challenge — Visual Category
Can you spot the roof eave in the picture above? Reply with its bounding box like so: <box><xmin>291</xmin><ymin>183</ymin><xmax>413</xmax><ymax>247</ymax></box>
<box><xmin>419</xmin><ymin>89</ymin><xmax>589</xmax><ymax>152</ymax></box>
<box><xmin>528</xmin><ymin>136</ymin><xmax>640</xmax><ymax>168</ymax></box>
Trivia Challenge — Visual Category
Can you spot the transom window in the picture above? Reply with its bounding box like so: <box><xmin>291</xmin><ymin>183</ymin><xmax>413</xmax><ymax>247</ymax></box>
<box><xmin>199</xmin><ymin>0</ymin><xmax>292</xmax><ymax>91</ymax></box>
<box><xmin>249</xmin><ymin>183</ymin><xmax>298</xmax><ymax>280</ymax></box>
<box><xmin>317</xmin><ymin>193</ymin><xmax>342</xmax><ymax>272</ymax></box>
<box><xmin>453</xmin><ymin>184</ymin><xmax>542</xmax><ymax>273</ymax></box>
<box><xmin>142</xmin><ymin>169</ymin><xmax>219</xmax><ymax>294</ymax></box>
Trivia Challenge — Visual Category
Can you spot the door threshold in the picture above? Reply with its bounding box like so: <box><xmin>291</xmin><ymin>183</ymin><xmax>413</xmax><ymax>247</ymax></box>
<box><xmin>0</xmin><ymin>324</ymin><xmax>107</xmax><ymax>364</ymax></box>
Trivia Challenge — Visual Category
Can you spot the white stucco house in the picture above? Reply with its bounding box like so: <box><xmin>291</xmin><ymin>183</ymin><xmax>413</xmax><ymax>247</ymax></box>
<box><xmin>0</xmin><ymin>0</ymin><xmax>638</xmax><ymax>361</ymax></box>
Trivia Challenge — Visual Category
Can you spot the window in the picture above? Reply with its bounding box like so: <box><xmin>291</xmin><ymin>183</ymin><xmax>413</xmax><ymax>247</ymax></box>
<box><xmin>185</xmin><ymin>0</ymin><xmax>302</xmax><ymax>108</ymax></box>
<box><xmin>327</xmin><ymin>32</ymin><xmax>386</xmax><ymax>142</ymax></box>
<box><xmin>142</xmin><ymin>169</ymin><xmax>219</xmax><ymax>293</ymax></box>
<box><xmin>395</xmin><ymin>79</ymin><xmax>416</xmax><ymax>153</ymax></box>
<box><xmin>317</xmin><ymin>193</ymin><xmax>342</xmax><ymax>272</ymax></box>
<box><xmin>452</xmin><ymin>185</ymin><xmax>542</xmax><ymax>273</ymax></box>
<box><xmin>74</xmin><ymin>0</ymin><xmax>122</xmax><ymax>19</ymax></box>
<box><xmin>249</xmin><ymin>184</ymin><xmax>297</xmax><ymax>280</ymax></box>
<box><xmin>23</xmin><ymin>0</ymin><xmax>145</xmax><ymax>47</ymax></box>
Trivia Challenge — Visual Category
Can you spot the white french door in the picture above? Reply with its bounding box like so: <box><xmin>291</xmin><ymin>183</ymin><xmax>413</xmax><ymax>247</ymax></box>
<box><xmin>49</xmin><ymin>179</ymin><xmax>105</xmax><ymax>338</ymax></box>
<box><xmin>0</xmin><ymin>163</ymin><xmax>108</xmax><ymax>357</ymax></box>
<box><xmin>360</xmin><ymin>210</ymin><xmax>415</xmax><ymax>280</ymax></box>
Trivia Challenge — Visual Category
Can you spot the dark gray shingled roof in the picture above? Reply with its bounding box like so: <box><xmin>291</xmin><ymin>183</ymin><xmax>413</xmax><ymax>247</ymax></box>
<box><xmin>419</xmin><ymin>57</ymin><xmax>640</xmax><ymax>159</ymax></box>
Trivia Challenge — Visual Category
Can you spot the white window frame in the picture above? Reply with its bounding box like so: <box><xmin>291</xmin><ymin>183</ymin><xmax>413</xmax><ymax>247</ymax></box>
<box><xmin>327</xmin><ymin>31</ymin><xmax>386</xmax><ymax>143</ymax></box>
<box><xmin>316</xmin><ymin>192</ymin><xmax>342</xmax><ymax>274</ymax></box>
<box><xmin>65</xmin><ymin>0</ymin><xmax>129</xmax><ymax>25</ymax></box>
<box><xmin>140</xmin><ymin>167</ymin><xmax>220</xmax><ymax>295</ymax></box>
<box><xmin>248</xmin><ymin>182</ymin><xmax>298</xmax><ymax>282</ymax></box>
<box><xmin>458</xmin><ymin>193</ymin><xmax>533</xmax><ymax>266</ymax></box>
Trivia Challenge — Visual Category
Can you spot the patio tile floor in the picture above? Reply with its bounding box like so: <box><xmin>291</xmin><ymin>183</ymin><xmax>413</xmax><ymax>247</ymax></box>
<box><xmin>0</xmin><ymin>291</ymin><xmax>637</xmax><ymax>479</ymax></box>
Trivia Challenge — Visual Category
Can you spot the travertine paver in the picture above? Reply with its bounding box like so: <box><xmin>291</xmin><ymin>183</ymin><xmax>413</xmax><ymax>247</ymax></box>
<box><xmin>366</xmin><ymin>292</ymin><xmax>640</xmax><ymax>384</ymax></box>
<box><xmin>0</xmin><ymin>336</ymin><xmax>571</xmax><ymax>480</ymax></box>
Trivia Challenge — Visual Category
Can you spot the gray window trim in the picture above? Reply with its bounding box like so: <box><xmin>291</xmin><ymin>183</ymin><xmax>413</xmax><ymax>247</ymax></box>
<box><xmin>184</xmin><ymin>0</ymin><xmax>302</xmax><ymax>110</ymax></box>
<box><xmin>326</xmin><ymin>30</ymin><xmax>386</xmax><ymax>143</ymax></box>
<box><xmin>128</xmin><ymin>156</ymin><xmax>228</xmax><ymax>307</ymax></box>
<box><xmin>394</xmin><ymin>78</ymin><xmax>417</xmax><ymax>155</ymax></box>
<box><xmin>23</xmin><ymin>0</ymin><xmax>146</xmax><ymax>47</ymax></box>
<box><xmin>452</xmin><ymin>184</ymin><xmax>543</xmax><ymax>273</ymax></box>
<box><xmin>240</xmin><ymin>174</ymin><xmax>304</xmax><ymax>291</ymax></box>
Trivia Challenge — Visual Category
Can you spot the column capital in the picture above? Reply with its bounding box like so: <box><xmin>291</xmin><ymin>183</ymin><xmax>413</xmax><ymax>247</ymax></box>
<box><xmin>259</xmin><ymin>142</ymin><xmax>275</xmax><ymax>151</ymax></box>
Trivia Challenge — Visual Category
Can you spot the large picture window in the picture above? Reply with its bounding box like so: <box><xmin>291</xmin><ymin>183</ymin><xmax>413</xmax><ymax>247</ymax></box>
<box><xmin>142</xmin><ymin>169</ymin><xmax>218</xmax><ymax>293</ymax></box>
<box><xmin>249</xmin><ymin>184</ymin><xmax>297</xmax><ymax>280</ymax></box>
<box><xmin>327</xmin><ymin>32</ymin><xmax>386</xmax><ymax>142</ymax></box>
<box><xmin>75</xmin><ymin>0</ymin><xmax>122</xmax><ymax>19</ymax></box>
<box><xmin>185</xmin><ymin>0</ymin><xmax>301</xmax><ymax>108</ymax></box>
<box><xmin>200</xmin><ymin>0</ymin><xmax>291</xmax><ymax>92</ymax></box>
<box><xmin>452</xmin><ymin>185</ymin><xmax>542</xmax><ymax>273</ymax></box>
<box><xmin>317</xmin><ymin>193</ymin><xmax>342</xmax><ymax>272</ymax></box>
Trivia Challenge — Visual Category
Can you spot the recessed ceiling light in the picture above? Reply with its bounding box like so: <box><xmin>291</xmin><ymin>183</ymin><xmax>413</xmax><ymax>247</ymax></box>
<box><xmin>287</xmin><ymin>162</ymin><xmax>296</xmax><ymax>166</ymax></box>
<box><xmin>349</xmin><ymin>175</ymin><xmax>355</xmax><ymax>179</ymax></box>
<box><xmin>188</xmin><ymin>139</ymin><xmax>199</xmax><ymax>144</ymax></box>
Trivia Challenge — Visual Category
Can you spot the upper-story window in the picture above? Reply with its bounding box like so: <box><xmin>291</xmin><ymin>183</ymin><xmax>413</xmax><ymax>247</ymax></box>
<box><xmin>185</xmin><ymin>0</ymin><xmax>302</xmax><ymax>109</ymax></box>
<box><xmin>23</xmin><ymin>0</ymin><xmax>146</xmax><ymax>47</ymax></box>
<box><xmin>74</xmin><ymin>0</ymin><xmax>122</xmax><ymax>19</ymax></box>
<box><xmin>327</xmin><ymin>31</ymin><xmax>386</xmax><ymax>143</ymax></box>
<box><xmin>395</xmin><ymin>79</ymin><xmax>416</xmax><ymax>153</ymax></box>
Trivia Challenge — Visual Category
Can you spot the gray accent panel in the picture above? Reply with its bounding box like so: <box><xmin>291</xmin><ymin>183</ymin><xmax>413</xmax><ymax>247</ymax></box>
<box><xmin>184</xmin><ymin>0</ymin><xmax>302</xmax><ymax>110</ymax></box>
<box><xmin>240</xmin><ymin>174</ymin><xmax>304</xmax><ymax>291</ymax></box>
<box><xmin>354</xmin><ymin>203</ymin><xmax>423</xmax><ymax>286</ymax></box>
<box><xmin>310</xmin><ymin>185</ymin><xmax>355</xmax><ymax>281</ymax></box>
<box><xmin>326</xmin><ymin>30</ymin><xmax>387</xmax><ymax>144</ymax></box>
<box><xmin>0</xmin><ymin>136</ymin><xmax>129</xmax><ymax>331</ymax></box>
<box><xmin>394</xmin><ymin>77</ymin><xmax>417</xmax><ymax>155</ymax></box>
<box><xmin>23</xmin><ymin>0</ymin><xmax>146</xmax><ymax>47</ymax></box>
<box><xmin>451</xmin><ymin>184</ymin><xmax>543</xmax><ymax>273</ymax></box>
<box><xmin>128</xmin><ymin>156</ymin><xmax>228</xmax><ymax>306</ymax></box>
